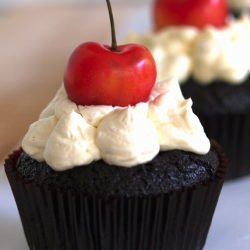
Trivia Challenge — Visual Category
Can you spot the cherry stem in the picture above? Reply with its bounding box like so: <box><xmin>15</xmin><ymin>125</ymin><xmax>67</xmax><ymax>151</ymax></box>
<box><xmin>106</xmin><ymin>0</ymin><xmax>118</xmax><ymax>51</ymax></box>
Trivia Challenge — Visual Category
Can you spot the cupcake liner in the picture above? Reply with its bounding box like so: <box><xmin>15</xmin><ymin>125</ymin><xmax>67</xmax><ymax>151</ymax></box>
<box><xmin>198</xmin><ymin>112</ymin><xmax>250</xmax><ymax>179</ymax></box>
<box><xmin>5</xmin><ymin>147</ymin><xmax>227</xmax><ymax>250</ymax></box>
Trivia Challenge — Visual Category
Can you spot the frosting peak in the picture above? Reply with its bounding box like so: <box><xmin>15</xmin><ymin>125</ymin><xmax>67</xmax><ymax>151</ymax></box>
<box><xmin>96</xmin><ymin>106</ymin><xmax>159</xmax><ymax>167</ymax></box>
<box><xmin>22</xmin><ymin>79</ymin><xmax>210</xmax><ymax>170</ymax></box>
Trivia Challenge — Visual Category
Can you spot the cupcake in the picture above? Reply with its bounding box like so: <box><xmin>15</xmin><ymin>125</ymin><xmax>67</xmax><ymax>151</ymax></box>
<box><xmin>4</xmin><ymin>2</ymin><xmax>227</xmax><ymax>249</ymax></box>
<box><xmin>5</xmin><ymin>76</ymin><xmax>227</xmax><ymax>250</ymax></box>
<box><xmin>125</xmin><ymin>0</ymin><xmax>250</xmax><ymax>179</ymax></box>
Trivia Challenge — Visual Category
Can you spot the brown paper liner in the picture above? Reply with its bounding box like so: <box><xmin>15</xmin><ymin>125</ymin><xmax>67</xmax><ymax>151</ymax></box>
<box><xmin>5</xmin><ymin>147</ymin><xmax>227</xmax><ymax>250</ymax></box>
<box><xmin>198</xmin><ymin>112</ymin><xmax>250</xmax><ymax>179</ymax></box>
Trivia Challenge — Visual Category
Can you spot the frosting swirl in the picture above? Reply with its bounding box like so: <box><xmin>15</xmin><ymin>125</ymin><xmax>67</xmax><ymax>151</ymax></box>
<box><xmin>22</xmin><ymin>78</ymin><xmax>210</xmax><ymax>171</ymax></box>
<box><xmin>125</xmin><ymin>16</ymin><xmax>250</xmax><ymax>84</ymax></box>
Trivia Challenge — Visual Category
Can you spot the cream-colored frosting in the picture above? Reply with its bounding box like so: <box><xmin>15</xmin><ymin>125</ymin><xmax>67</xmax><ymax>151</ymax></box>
<box><xmin>125</xmin><ymin>16</ymin><xmax>250</xmax><ymax>84</ymax></box>
<box><xmin>229</xmin><ymin>0</ymin><xmax>250</xmax><ymax>11</ymax></box>
<box><xmin>22</xmin><ymin>78</ymin><xmax>210</xmax><ymax>171</ymax></box>
<box><xmin>96</xmin><ymin>105</ymin><xmax>160</xmax><ymax>167</ymax></box>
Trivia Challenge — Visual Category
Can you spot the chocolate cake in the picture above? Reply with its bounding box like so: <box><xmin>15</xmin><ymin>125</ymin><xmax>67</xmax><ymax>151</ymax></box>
<box><xmin>16</xmin><ymin>141</ymin><xmax>219</xmax><ymax>197</ymax></box>
<box><xmin>181</xmin><ymin>76</ymin><xmax>250</xmax><ymax>115</ymax></box>
<box><xmin>4</xmin><ymin>7</ymin><xmax>228</xmax><ymax>245</ymax></box>
<box><xmin>5</xmin><ymin>142</ymin><xmax>227</xmax><ymax>250</ymax></box>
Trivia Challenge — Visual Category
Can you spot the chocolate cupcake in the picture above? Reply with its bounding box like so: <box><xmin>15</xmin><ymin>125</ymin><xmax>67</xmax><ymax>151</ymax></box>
<box><xmin>5</xmin><ymin>78</ymin><xmax>227</xmax><ymax>250</ymax></box>
<box><xmin>125</xmin><ymin>13</ymin><xmax>250</xmax><ymax>179</ymax></box>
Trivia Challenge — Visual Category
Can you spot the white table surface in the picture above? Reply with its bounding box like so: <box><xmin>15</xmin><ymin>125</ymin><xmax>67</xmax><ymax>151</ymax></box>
<box><xmin>1</xmin><ymin>165</ymin><xmax>250</xmax><ymax>250</ymax></box>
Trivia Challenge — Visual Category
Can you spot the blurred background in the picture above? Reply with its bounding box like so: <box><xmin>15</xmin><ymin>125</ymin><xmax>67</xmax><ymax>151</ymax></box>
<box><xmin>0</xmin><ymin>0</ymin><xmax>151</xmax><ymax>7</ymax></box>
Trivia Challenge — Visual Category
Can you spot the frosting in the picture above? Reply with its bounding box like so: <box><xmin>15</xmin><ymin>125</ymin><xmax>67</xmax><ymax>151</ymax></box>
<box><xmin>125</xmin><ymin>16</ymin><xmax>250</xmax><ymax>84</ymax></box>
<box><xmin>229</xmin><ymin>0</ymin><xmax>250</xmax><ymax>11</ymax></box>
<box><xmin>22</xmin><ymin>78</ymin><xmax>210</xmax><ymax>171</ymax></box>
<box><xmin>44</xmin><ymin>112</ymin><xmax>100</xmax><ymax>171</ymax></box>
<box><xmin>96</xmin><ymin>105</ymin><xmax>159</xmax><ymax>167</ymax></box>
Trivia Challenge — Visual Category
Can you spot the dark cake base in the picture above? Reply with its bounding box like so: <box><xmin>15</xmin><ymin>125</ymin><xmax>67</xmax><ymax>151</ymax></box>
<box><xmin>182</xmin><ymin>77</ymin><xmax>250</xmax><ymax>179</ymax></box>
<box><xmin>181</xmin><ymin>76</ymin><xmax>250</xmax><ymax>115</ymax></box>
<box><xmin>5</xmin><ymin>143</ymin><xmax>227</xmax><ymax>250</ymax></box>
<box><xmin>16</xmin><ymin>145</ymin><xmax>219</xmax><ymax>197</ymax></box>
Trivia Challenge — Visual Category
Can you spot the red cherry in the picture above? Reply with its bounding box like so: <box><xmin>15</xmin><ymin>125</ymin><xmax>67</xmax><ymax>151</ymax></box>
<box><xmin>153</xmin><ymin>0</ymin><xmax>228</xmax><ymax>31</ymax></box>
<box><xmin>64</xmin><ymin>42</ymin><xmax>156</xmax><ymax>106</ymax></box>
<box><xmin>64</xmin><ymin>0</ymin><xmax>156</xmax><ymax>107</ymax></box>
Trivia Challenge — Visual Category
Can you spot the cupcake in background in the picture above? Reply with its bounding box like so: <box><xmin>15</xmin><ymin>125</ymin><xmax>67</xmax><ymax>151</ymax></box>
<box><xmin>125</xmin><ymin>0</ymin><xmax>250</xmax><ymax>179</ymax></box>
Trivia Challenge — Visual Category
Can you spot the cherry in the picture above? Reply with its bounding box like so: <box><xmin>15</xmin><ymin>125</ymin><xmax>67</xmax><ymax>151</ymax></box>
<box><xmin>64</xmin><ymin>0</ymin><xmax>156</xmax><ymax>107</ymax></box>
<box><xmin>153</xmin><ymin>0</ymin><xmax>228</xmax><ymax>31</ymax></box>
